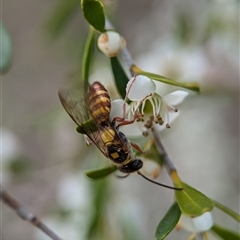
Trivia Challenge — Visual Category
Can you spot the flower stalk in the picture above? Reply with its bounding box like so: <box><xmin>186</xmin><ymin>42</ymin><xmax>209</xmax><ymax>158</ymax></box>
<box><xmin>152</xmin><ymin>129</ymin><xmax>182</xmax><ymax>188</ymax></box>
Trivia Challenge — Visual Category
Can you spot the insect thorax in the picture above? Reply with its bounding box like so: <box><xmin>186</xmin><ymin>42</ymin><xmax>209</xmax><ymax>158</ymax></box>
<box><xmin>107</xmin><ymin>144</ymin><xmax>129</xmax><ymax>164</ymax></box>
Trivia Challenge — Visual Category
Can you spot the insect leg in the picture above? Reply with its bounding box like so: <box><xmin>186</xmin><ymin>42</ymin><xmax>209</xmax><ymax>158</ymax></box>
<box><xmin>130</xmin><ymin>142</ymin><xmax>144</xmax><ymax>154</ymax></box>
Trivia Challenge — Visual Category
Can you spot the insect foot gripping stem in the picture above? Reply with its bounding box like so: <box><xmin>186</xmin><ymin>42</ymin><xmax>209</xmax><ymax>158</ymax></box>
<box><xmin>118</xmin><ymin>159</ymin><xmax>143</xmax><ymax>173</ymax></box>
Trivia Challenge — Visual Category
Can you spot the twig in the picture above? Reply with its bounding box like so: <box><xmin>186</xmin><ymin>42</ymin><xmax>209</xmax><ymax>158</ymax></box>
<box><xmin>152</xmin><ymin>130</ymin><xmax>176</xmax><ymax>173</ymax></box>
<box><xmin>0</xmin><ymin>184</ymin><xmax>64</xmax><ymax>240</ymax></box>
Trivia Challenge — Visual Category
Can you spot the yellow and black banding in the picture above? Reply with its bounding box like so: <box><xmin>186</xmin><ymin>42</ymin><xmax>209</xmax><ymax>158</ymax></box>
<box><xmin>88</xmin><ymin>82</ymin><xmax>111</xmax><ymax>123</ymax></box>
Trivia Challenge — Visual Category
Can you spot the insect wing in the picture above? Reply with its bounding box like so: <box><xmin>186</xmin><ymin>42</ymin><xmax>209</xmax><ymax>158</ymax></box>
<box><xmin>58</xmin><ymin>88</ymin><xmax>108</xmax><ymax>156</ymax></box>
<box><xmin>58</xmin><ymin>88</ymin><xmax>89</xmax><ymax>126</ymax></box>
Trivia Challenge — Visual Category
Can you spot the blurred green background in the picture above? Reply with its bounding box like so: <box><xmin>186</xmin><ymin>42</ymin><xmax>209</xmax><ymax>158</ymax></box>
<box><xmin>2</xmin><ymin>0</ymin><xmax>239</xmax><ymax>239</ymax></box>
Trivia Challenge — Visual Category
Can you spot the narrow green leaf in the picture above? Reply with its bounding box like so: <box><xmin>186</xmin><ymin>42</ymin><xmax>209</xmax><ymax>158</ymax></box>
<box><xmin>110</xmin><ymin>57</ymin><xmax>129</xmax><ymax>98</ymax></box>
<box><xmin>87</xmin><ymin>178</ymin><xmax>110</xmax><ymax>239</ymax></box>
<box><xmin>155</xmin><ymin>202</ymin><xmax>181</xmax><ymax>240</ymax></box>
<box><xmin>82</xmin><ymin>26</ymin><xmax>95</xmax><ymax>85</ymax></box>
<box><xmin>44</xmin><ymin>0</ymin><xmax>79</xmax><ymax>39</ymax></box>
<box><xmin>81</xmin><ymin>0</ymin><xmax>105</xmax><ymax>32</ymax></box>
<box><xmin>85</xmin><ymin>165</ymin><xmax>118</xmax><ymax>179</ymax></box>
<box><xmin>75</xmin><ymin>119</ymin><xmax>98</xmax><ymax>134</ymax></box>
<box><xmin>131</xmin><ymin>65</ymin><xmax>200</xmax><ymax>93</ymax></box>
<box><xmin>212</xmin><ymin>199</ymin><xmax>240</xmax><ymax>222</ymax></box>
<box><xmin>211</xmin><ymin>224</ymin><xmax>240</xmax><ymax>240</ymax></box>
<box><xmin>0</xmin><ymin>22</ymin><xmax>13</xmax><ymax>72</ymax></box>
<box><xmin>175</xmin><ymin>182</ymin><xmax>214</xmax><ymax>217</ymax></box>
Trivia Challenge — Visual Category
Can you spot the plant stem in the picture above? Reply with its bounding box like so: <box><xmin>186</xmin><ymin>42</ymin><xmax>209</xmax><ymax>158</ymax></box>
<box><xmin>152</xmin><ymin>130</ymin><xmax>177</xmax><ymax>174</ymax></box>
<box><xmin>0</xmin><ymin>185</ymin><xmax>64</xmax><ymax>240</ymax></box>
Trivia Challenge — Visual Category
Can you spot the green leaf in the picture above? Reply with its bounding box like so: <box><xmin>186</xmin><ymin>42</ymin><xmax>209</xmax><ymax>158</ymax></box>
<box><xmin>211</xmin><ymin>224</ymin><xmax>240</xmax><ymax>240</ymax></box>
<box><xmin>175</xmin><ymin>182</ymin><xmax>214</xmax><ymax>217</ymax></box>
<box><xmin>7</xmin><ymin>156</ymin><xmax>32</xmax><ymax>177</ymax></box>
<box><xmin>85</xmin><ymin>165</ymin><xmax>118</xmax><ymax>179</ymax></box>
<box><xmin>82</xmin><ymin>26</ymin><xmax>95</xmax><ymax>85</ymax></box>
<box><xmin>0</xmin><ymin>22</ymin><xmax>13</xmax><ymax>72</ymax></box>
<box><xmin>81</xmin><ymin>0</ymin><xmax>105</xmax><ymax>32</ymax></box>
<box><xmin>155</xmin><ymin>202</ymin><xmax>181</xmax><ymax>240</ymax></box>
<box><xmin>87</xmin><ymin>178</ymin><xmax>110</xmax><ymax>239</ymax></box>
<box><xmin>110</xmin><ymin>57</ymin><xmax>130</xmax><ymax>98</ymax></box>
<box><xmin>131</xmin><ymin>65</ymin><xmax>200</xmax><ymax>93</ymax></box>
<box><xmin>44</xmin><ymin>0</ymin><xmax>79</xmax><ymax>39</ymax></box>
<box><xmin>75</xmin><ymin>119</ymin><xmax>98</xmax><ymax>134</ymax></box>
<box><xmin>212</xmin><ymin>199</ymin><xmax>240</xmax><ymax>222</ymax></box>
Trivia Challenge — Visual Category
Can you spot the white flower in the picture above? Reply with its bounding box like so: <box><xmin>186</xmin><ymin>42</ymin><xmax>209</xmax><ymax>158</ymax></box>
<box><xmin>97</xmin><ymin>31</ymin><xmax>126</xmax><ymax>57</ymax></box>
<box><xmin>141</xmin><ymin>159</ymin><xmax>161</xmax><ymax>179</ymax></box>
<box><xmin>111</xmin><ymin>75</ymin><xmax>188</xmax><ymax>137</ymax></box>
<box><xmin>179</xmin><ymin>212</ymin><xmax>214</xmax><ymax>233</ymax></box>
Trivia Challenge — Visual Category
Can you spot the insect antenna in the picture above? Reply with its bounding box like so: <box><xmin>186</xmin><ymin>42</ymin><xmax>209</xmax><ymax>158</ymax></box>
<box><xmin>137</xmin><ymin>171</ymin><xmax>183</xmax><ymax>190</ymax></box>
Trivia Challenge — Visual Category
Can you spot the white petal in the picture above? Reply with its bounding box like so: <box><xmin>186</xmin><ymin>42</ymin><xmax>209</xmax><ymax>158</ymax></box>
<box><xmin>120</xmin><ymin>122</ymin><xmax>143</xmax><ymax>137</ymax></box>
<box><xmin>110</xmin><ymin>99</ymin><xmax>129</xmax><ymax>121</ymax></box>
<box><xmin>110</xmin><ymin>99</ymin><xmax>144</xmax><ymax>137</ymax></box>
<box><xmin>180</xmin><ymin>212</ymin><xmax>214</xmax><ymax>233</ymax></box>
<box><xmin>126</xmin><ymin>75</ymin><xmax>156</xmax><ymax>101</ymax></box>
<box><xmin>157</xmin><ymin>110</ymin><xmax>181</xmax><ymax>131</ymax></box>
<box><xmin>192</xmin><ymin>212</ymin><xmax>214</xmax><ymax>231</ymax></box>
<box><xmin>163</xmin><ymin>90</ymin><xmax>188</xmax><ymax>106</ymax></box>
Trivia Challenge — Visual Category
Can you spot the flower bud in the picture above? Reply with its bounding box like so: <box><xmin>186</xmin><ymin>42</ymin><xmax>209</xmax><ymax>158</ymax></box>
<box><xmin>97</xmin><ymin>31</ymin><xmax>126</xmax><ymax>57</ymax></box>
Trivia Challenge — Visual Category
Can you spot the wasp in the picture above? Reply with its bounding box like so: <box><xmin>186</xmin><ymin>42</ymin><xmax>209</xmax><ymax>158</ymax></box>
<box><xmin>58</xmin><ymin>81</ymin><xmax>181</xmax><ymax>190</ymax></box>
<box><xmin>59</xmin><ymin>81</ymin><xmax>142</xmax><ymax>173</ymax></box>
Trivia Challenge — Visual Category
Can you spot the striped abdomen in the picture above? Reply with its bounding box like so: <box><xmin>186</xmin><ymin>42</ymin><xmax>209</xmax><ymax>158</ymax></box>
<box><xmin>88</xmin><ymin>82</ymin><xmax>111</xmax><ymax>124</ymax></box>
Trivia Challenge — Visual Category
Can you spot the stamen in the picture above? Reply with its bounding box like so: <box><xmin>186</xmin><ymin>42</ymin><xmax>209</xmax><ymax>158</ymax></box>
<box><xmin>141</xmin><ymin>99</ymin><xmax>146</xmax><ymax>115</ymax></box>
<box><xmin>167</xmin><ymin>103</ymin><xmax>178</xmax><ymax>112</ymax></box>
<box><xmin>162</xmin><ymin>104</ymin><xmax>170</xmax><ymax>128</ymax></box>
<box><xmin>148</xmin><ymin>98</ymin><xmax>156</xmax><ymax>117</ymax></box>
<box><xmin>155</xmin><ymin>97</ymin><xmax>161</xmax><ymax>115</ymax></box>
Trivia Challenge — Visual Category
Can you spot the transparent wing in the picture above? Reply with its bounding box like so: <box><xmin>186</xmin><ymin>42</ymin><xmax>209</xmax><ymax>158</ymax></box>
<box><xmin>58</xmin><ymin>88</ymin><xmax>109</xmax><ymax>157</ymax></box>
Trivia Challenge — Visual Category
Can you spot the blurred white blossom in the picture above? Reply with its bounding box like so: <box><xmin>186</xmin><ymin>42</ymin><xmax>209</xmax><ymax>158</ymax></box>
<box><xmin>1</xmin><ymin>127</ymin><xmax>22</xmax><ymax>183</ymax></box>
<box><xmin>57</xmin><ymin>173</ymin><xmax>91</xmax><ymax>210</ymax></box>
<box><xmin>141</xmin><ymin>159</ymin><xmax>161</xmax><ymax>179</ymax></box>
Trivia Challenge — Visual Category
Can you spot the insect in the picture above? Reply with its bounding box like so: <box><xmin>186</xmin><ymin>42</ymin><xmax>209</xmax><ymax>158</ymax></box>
<box><xmin>58</xmin><ymin>81</ymin><xmax>181</xmax><ymax>190</ymax></box>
